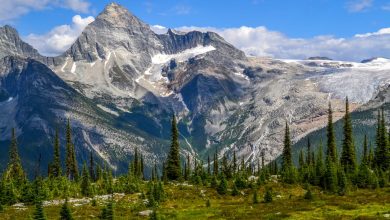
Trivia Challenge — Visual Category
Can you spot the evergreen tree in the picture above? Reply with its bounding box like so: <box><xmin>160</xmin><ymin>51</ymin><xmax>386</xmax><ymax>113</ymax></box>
<box><xmin>50</xmin><ymin>127</ymin><xmax>61</xmax><ymax>178</ymax></box>
<box><xmin>306</xmin><ymin>138</ymin><xmax>312</xmax><ymax>165</ymax></box>
<box><xmin>81</xmin><ymin>162</ymin><xmax>92</xmax><ymax>197</ymax></box>
<box><xmin>337</xmin><ymin>169</ymin><xmax>347</xmax><ymax>196</ymax></box>
<box><xmin>263</xmin><ymin>187</ymin><xmax>273</xmax><ymax>203</ymax></box>
<box><xmin>207</xmin><ymin>155</ymin><xmax>211</xmax><ymax>176</ymax></box>
<box><xmin>217</xmin><ymin>175</ymin><xmax>228</xmax><ymax>195</ymax></box>
<box><xmin>362</xmin><ymin>135</ymin><xmax>369</xmax><ymax>165</ymax></box>
<box><xmin>324</xmin><ymin>156</ymin><xmax>338</xmax><ymax>193</ymax></box>
<box><xmin>233</xmin><ymin>150</ymin><xmax>237</xmax><ymax>174</ymax></box>
<box><xmin>326</xmin><ymin>103</ymin><xmax>337</xmax><ymax>163</ymax></box>
<box><xmin>315</xmin><ymin>143</ymin><xmax>325</xmax><ymax>187</ymax></box>
<box><xmin>253</xmin><ymin>190</ymin><xmax>259</xmax><ymax>204</ymax></box>
<box><xmin>60</xmin><ymin>199</ymin><xmax>74</xmax><ymax>220</ymax></box>
<box><xmin>65</xmin><ymin>119</ymin><xmax>78</xmax><ymax>181</ymax></box>
<box><xmin>33</xmin><ymin>200</ymin><xmax>46</xmax><ymax>220</ymax></box>
<box><xmin>340</xmin><ymin>97</ymin><xmax>356</xmax><ymax>174</ymax></box>
<box><xmin>213</xmin><ymin>152</ymin><xmax>219</xmax><ymax>176</ymax></box>
<box><xmin>282</xmin><ymin>122</ymin><xmax>292</xmax><ymax>169</ymax></box>
<box><xmin>374</xmin><ymin>109</ymin><xmax>390</xmax><ymax>170</ymax></box>
<box><xmin>100</xmin><ymin>200</ymin><xmax>114</xmax><ymax>220</ymax></box>
<box><xmin>89</xmin><ymin>151</ymin><xmax>95</xmax><ymax>182</ymax></box>
<box><xmin>298</xmin><ymin>149</ymin><xmax>305</xmax><ymax>170</ymax></box>
<box><xmin>4</xmin><ymin>128</ymin><xmax>25</xmax><ymax>184</ymax></box>
<box><xmin>165</xmin><ymin>115</ymin><xmax>181</xmax><ymax>181</ymax></box>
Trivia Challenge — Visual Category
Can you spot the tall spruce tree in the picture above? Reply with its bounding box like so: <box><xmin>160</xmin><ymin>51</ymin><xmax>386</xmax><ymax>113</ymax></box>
<box><xmin>33</xmin><ymin>200</ymin><xmax>46</xmax><ymax>220</ymax></box>
<box><xmin>306</xmin><ymin>138</ymin><xmax>312</xmax><ymax>165</ymax></box>
<box><xmin>362</xmin><ymin>135</ymin><xmax>369</xmax><ymax>165</ymax></box>
<box><xmin>89</xmin><ymin>151</ymin><xmax>95</xmax><ymax>182</ymax></box>
<box><xmin>374</xmin><ymin>109</ymin><xmax>390</xmax><ymax>170</ymax></box>
<box><xmin>340</xmin><ymin>97</ymin><xmax>356</xmax><ymax>174</ymax></box>
<box><xmin>60</xmin><ymin>199</ymin><xmax>73</xmax><ymax>220</ymax></box>
<box><xmin>50</xmin><ymin>127</ymin><xmax>61</xmax><ymax>178</ymax></box>
<box><xmin>165</xmin><ymin>115</ymin><xmax>181</xmax><ymax>180</ymax></box>
<box><xmin>326</xmin><ymin>103</ymin><xmax>337</xmax><ymax>163</ymax></box>
<box><xmin>282</xmin><ymin>122</ymin><xmax>292</xmax><ymax>170</ymax></box>
<box><xmin>65</xmin><ymin>119</ymin><xmax>78</xmax><ymax>180</ymax></box>
<box><xmin>4</xmin><ymin>128</ymin><xmax>25</xmax><ymax>184</ymax></box>
<box><xmin>81</xmin><ymin>162</ymin><xmax>92</xmax><ymax>197</ymax></box>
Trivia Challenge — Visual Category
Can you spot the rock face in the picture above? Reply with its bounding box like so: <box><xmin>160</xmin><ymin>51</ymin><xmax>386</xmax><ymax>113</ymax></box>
<box><xmin>1</xmin><ymin>3</ymin><xmax>390</xmax><ymax>175</ymax></box>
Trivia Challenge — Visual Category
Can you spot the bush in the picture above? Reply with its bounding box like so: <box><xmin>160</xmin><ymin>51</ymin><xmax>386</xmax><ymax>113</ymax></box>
<box><xmin>253</xmin><ymin>191</ymin><xmax>259</xmax><ymax>204</ymax></box>
<box><xmin>264</xmin><ymin>187</ymin><xmax>273</xmax><ymax>203</ymax></box>
<box><xmin>206</xmin><ymin>199</ymin><xmax>211</xmax><ymax>207</ymax></box>
<box><xmin>217</xmin><ymin>177</ymin><xmax>228</xmax><ymax>195</ymax></box>
<box><xmin>304</xmin><ymin>189</ymin><xmax>313</xmax><ymax>200</ymax></box>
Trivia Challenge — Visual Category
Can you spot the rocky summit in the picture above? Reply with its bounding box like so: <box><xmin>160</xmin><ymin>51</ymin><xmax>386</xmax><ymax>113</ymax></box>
<box><xmin>0</xmin><ymin>3</ymin><xmax>390</xmax><ymax>175</ymax></box>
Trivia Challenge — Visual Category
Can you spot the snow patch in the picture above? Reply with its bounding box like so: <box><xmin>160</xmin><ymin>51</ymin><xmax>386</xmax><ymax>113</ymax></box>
<box><xmin>70</xmin><ymin>62</ymin><xmax>77</xmax><ymax>74</ymax></box>
<box><xmin>97</xmin><ymin>104</ymin><xmax>119</xmax><ymax>116</ymax></box>
<box><xmin>61</xmin><ymin>59</ymin><xmax>69</xmax><ymax>72</ymax></box>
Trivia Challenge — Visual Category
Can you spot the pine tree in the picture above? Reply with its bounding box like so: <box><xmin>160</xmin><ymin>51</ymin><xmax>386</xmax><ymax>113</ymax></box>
<box><xmin>306</xmin><ymin>138</ymin><xmax>312</xmax><ymax>165</ymax></box>
<box><xmin>263</xmin><ymin>187</ymin><xmax>273</xmax><ymax>203</ymax></box>
<box><xmin>81</xmin><ymin>162</ymin><xmax>92</xmax><ymax>197</ymax></box>
<box><xmin>374</xmin><ymin>109</ymin><xmax>390</xmax><ymax>170</ymax></box>
<box><xmin>298</xmin><ymin>149</ymin><xmax>305</xmax><ymax>170</ymax></box>
<box><xmin>65</xmin><ymin>119</ymin><xmax>78</xmax><ymax>181</ymax></box>
<box><xmin>4</xmin><ymin>128</ymin><xmax>25</xmax><ymax>184</ymax></box>
<box><xmin>51</xmin><ymin>127</ymin><xmax>61</xmax><ymax>178</ymax></box>
<box><xmin>33</xmin><ymin>200</ymin><xmax>46</xmax><ymax>220</ymax></box>
<box><xmin>100</xmin><ymin>200</ymin><xmax>114</xmax><ymax>220</ymax></box>
<box><xmin>315</xmin><ymin>143</ymin><xmax>325</xmax><ymax>187</ymax></box>
<box><xmin>166</xmin><ymin>115</ymin><xmax>181</xmax><ymax>181</ymax></box>
<box><xmin>207</xmin><ymin>155</ymin><xmax>211</xmax><ymax>176</ymax></box>
<box><xmin>282</xmin><ymin>122</ymin><xmax>292</xmax><ymax>170</ymax></box>
<box><xmin>213</xmin><ymin>152</ymin><xmax>219</xmax><ymax>176</ymax></box>
<box><xmin>253</xmin><ymin>190</ymin><xmax>259</xmax><ymax>204</ymax></box>
<box><xmin>217</xmin><ymin>175</ymin><xmax>228</xmax><ymax>195</ymax></box>
<box><xmin>60</xmin><ymin>199</ymin><xmax>74</xmax><ymax>220</ymax></box>
<box><xmin>340</xmin><ymin>97</ymin><xmax>356</xmax><ymax>174</ymax></box>
<box><xmin>89</xmin><ymin>151</ymin><xmax>95</xmax><ymax>182</ymax></box>
<box><xmin>326</xmin><ymin>103</ymin><xmax>337</xmax><ymax>163</ymax></box>
<box><xmin>233</xmin><ymin>150</ymin><xmax>237</xmax><ymax>175</ymax></box>
<box><xmin>324</xmin><ymin>156</ymin><xmax>338</xmax><ymax>193</ymax></box>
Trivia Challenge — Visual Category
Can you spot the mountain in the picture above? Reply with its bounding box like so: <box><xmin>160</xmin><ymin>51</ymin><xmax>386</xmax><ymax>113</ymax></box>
<box><xmin>0</xmin><ymin>3</ymin><xmax>390</xmax><ymax>176</ymax></box>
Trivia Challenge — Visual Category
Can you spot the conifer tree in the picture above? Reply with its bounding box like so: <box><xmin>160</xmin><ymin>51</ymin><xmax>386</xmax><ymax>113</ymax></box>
<box><xmin>50</xmin><ymin>127</ymin><xmax>61</xmax><ymax>178</ymax></box>
<box><xmin>213</xmin><ymin>152</ymin><xmax>219</xmax><ymax>176</ymax></box>
<box><xmin>4</xmin><ymin>128</ymin><xmax>25</xmax><ymax>184</ymax></box>
<box><xmin>324</xmin><ymin>156</ymin><xmax>338</xmax><ymax>193</ymax></box>
<box><xmin>65</xmin><ymin>119</ymin><xmax>78</xmax><ymax>181</ymax></box>
<box><xmin>217</xmin><ymin>175</ymin><xmax>228</xmax><ymax>195</ymax></box>
<box><xmin>326</xmin><ymin>103</ymin><xmax>337</xmax><ymax>163</ymax></box>
<box><xmin>298</xmin><ymin>149</ymin><xmax>305</xmax><ymax>170</ymax></box>
<box><xmin>362</xmin><ymin>135</ymin><xmax>369</xmax><ymax>165</ymax></box>
<box><xmin>340</xmin><ymin>97</ymin><xmax>356</xmax><ymax>174</ymax></box>
<box><xmin>374</xmin><ymin>109</ymin><xmax>390</xmax><ymax>170</ymax></box>
<box><xmin>81</xmin><ymin>162</ymin><xmax>92</xmax><ymax>197</ymax></box>
<box><xmin>89</xmin><ymin>151</ymin><xmax>95</xmax><ymax>182</ymax></box>
<box><xmin>207</xmin><ymin>155</ymin><xmax>211</xmax><ymax>176</ymax></box>
<box><xmin>282</xmin><ymin>122</ymin><xmax>292</xmax><ymax>170</ymax></box>
<box><xmin>306</xmin><ymin>138</ymin><xmax>312</xmax><ymax>165</ymax></box>
<box><xmin>100</xmin><ymin>200</ymin><xmax>114</xmax><ymax>220</ymax></box>
<box><xmin>166</xmin><ymin>115</ymin><xmax>181</xmax><ymax>180</ymax></box>
<box><xmin>264</xmin><ymin>187</ymin><xmax>273</xmax><ymax>203</ymax></box>
<box><xmin>233</xmin><ymin>150</ymin><xmax>237</xmax><ymax>174</ymax></box>
<box><xmin>60</xmin><ymin>199</ymin><xmax>73</xmax><ymax>220</ymax></box>
<box><xmin>253</xmin><ymin>190</ymin><xmax>259</xmax><ymax>204</ymax></box>
<box><xmin>33</xmin><ymin>200</ymin><xmax>46</xmax><ymax>220</ymax></box>
<box><xmin>315</xmin><ymin>143</ymin><xmax>325</xmax><ymax>187</ymax></box>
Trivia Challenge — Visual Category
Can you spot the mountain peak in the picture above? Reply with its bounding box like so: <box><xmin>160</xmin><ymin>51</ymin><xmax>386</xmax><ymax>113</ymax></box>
<box><xmin>95</xmin><ymin>2</ymin><xmax>148</xmax><ymax>29</ymax></box>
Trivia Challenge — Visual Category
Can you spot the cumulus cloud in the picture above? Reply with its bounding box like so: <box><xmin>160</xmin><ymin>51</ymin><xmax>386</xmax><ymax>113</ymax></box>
<box><xmin>152</xmin><ymin>25</ymin><xmax>390</xmax><ymax>61</ymax></box>
<box><xmin>24</xmin><ymin>15</ymin><xmax>94</xmax><ymax>56</ymax></box>
<box><xmin>346</xmin><ymin>0</ymin><xmax>373</xmax><ymax>12</ymax></box>
<box><xmin>0</xmin><ymin>0</ymin><xmax>91</xmax><ymax>21</ymax></box>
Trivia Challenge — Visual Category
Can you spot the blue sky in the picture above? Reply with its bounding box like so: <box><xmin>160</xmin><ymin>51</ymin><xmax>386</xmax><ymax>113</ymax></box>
<box><xmin>2</xmin><ymin>0</ymin><xmax>390</xmax><ymax>60</ymax></box>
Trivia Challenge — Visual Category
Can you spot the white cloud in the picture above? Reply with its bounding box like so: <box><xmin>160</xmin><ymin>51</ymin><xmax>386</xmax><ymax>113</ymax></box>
<box><xmin>24</xmin><ymin>15</ymin><xmax>94</xmax><ymax>56</ymax></box>
<box><xmin>346</xmin><ymin>0</ymin><xmax>373</xmax><ymax>12</ymax></box>
<box><xmin>0</xmin><ymin>0</ymin><xmax>91</xmax><ymax>21</ymax></box>
<box><xmin>152</xmin><ymin>25</ymin><xmax>390</xmax><ymax>61</ymax></box>
<box><xmin>381</xmin><ymin>3</ymin><xmax>390</xmax><ymax>11</ymax></box>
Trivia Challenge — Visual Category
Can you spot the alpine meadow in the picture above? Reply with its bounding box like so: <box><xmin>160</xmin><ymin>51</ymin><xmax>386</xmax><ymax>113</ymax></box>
<box><xmin>0</xmin><ymin>1</ymin><xmax>389</xmax><ymax>220</ymax></box>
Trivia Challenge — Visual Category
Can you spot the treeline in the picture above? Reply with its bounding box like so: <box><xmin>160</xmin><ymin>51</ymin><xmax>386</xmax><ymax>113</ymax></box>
<box><xmin>0</xmin><ymin>99</ymin><xmax>388</xmax><ymax>219</ymax></box>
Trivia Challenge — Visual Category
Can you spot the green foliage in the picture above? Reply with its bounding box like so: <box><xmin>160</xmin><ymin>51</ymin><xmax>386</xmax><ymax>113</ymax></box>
<box><xmin>65</xmin><ymin>119</ymin><xmax>78</xmax><ymax>181</ymax></box>
<box><xmin>217</xmin><ymin>176</ymin><xmax>228</xmax><ymax>195</ymax></box>
<box><xmin>59</xmin><ymin>199</ymin><xmax>73</xmax><ymax>220</ymax></box>
<box><xmin>231</xmin><ymin>183</ymin><xmax>239</xmax><ymax>196</ymax></box>
<box><xmin>149</xmin><ymin>209</ymin><xmax>158</xmax><ymax>220</ymax></box>
<box><xmin>304</xmin><ymin>188</ymin><xmax>313</xmax><ymax>200</ymax></box>
<box><xmin>282</xmin><ymin>122</ymin><xmax>292</xmax><ymax>170</ymax></box>
<box><xmin>327</xmin><ymin>103</ymin><xmax>338</xmax><ymax>163</ymax></box>
<box><xmin>4</xmin><ymin>128</ymin><xmax>25</xmax><ymax>185</ymax></box>
<box><xmin>206</xmin><ymin>199</ymin><xmax>211</xmax><ymax>207</ymax></box>
<box><xmin>252</xmin><ymin>190</ymin><xmax>259</xmax><ymax>204</ymax></box>
<box><xmin>49</xmin><ymin>128</ymin><xmax>61</xmax><ymax>178</ymax></box>
<box><xmin>100</xmin><ymin>200</ymin><xmax>114</xmax><ymax>220</ymax></box>
<box><xmin>340</xmin><ymin>98</ymin><xmax>357</xmax><ymax>174</ymax></box>
<box><xmin>166</xmin><ymin>115</ymin><xmax>181</xmax><ymax>181</ymax></box>
<box><xmin>32</xmin><ymin>200</ymin><xmax>46</xmax><ymax>220</ymax></box>
<box><xmin>80</xmin><ymin>162</ymin><xmax>92</xmax><ymax>197</ymax></box>
<box><xmin>264</xmin><ymin>187</ymin><xmax>273</xmax><ymax>203</ymax></box>
<box><xmin>324</xmin><ymin>157</ymin><xmax>338</xmax><ymax>193</ymax></box>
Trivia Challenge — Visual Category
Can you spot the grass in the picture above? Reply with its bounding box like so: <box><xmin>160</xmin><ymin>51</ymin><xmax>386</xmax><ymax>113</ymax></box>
<box><xmin>0</xmin><ymin>183</ymin><xmax>389</xmax><ymax>219</ymax></box>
